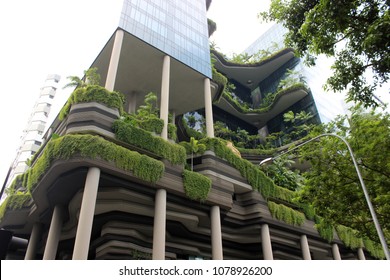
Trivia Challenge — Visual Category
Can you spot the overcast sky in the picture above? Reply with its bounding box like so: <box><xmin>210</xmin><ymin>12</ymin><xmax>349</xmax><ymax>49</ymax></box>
<box><xmin>0</xmin><ymin>0</ymin><xmax>272</xmax><ymax>187</ymax></box>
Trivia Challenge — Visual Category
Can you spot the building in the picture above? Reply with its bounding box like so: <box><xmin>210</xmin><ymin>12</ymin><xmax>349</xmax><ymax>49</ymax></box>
<box><xmin>245</xmin><ymin>23</ymin><xmax>348</xmax><ymax>125</ymax></box>
<box><xmin>0</xmin><ymin>0</ymin><xmax>384</xmax><ymax>260</ymax></box>
<box><xmin>2</xmin><ymin>74</ymin><xmax>61</xmax><ymax>196</ymax></box>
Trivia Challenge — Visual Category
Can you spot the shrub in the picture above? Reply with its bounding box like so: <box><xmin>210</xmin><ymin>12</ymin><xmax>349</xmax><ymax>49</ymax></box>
<box><xmin>335</xmin><ymin>224</ymin><xmax>364</xmax><ymax>249</ymax></box>
<box><xmin>268</xmin><ymin>201</ymin><xmax>305</xmax><ymax>226</ymax></box>
<box><xmin>138</xmin><ymin>117</ymin><xmax>164</xmax><ymax>134</ymax></box>
<box><xmin>59</xmin><ymin>85</ymin><xmax>124</xmax><ymax>120</ymax></box>
<box><xmin>113</xmin><ymin>119</ymin><xmax>186</xmax><ymax>165</ymax></box>
<box><xmin>26</xmin><ymin>134</ymin><xmax>165</xmax><ymax>192</ymax></box>
<box><xmin>182</xmin><ymin>170</ymin><xmax>211</xmax><ymax>202</ymax></box>
<box><xmin>0</xmin><ymin>193</ymin><xmax>32</xmax><ymax>221</ymax></box>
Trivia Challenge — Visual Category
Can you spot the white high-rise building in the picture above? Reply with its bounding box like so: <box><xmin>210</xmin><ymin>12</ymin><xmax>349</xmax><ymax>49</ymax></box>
<box><xmin>5</xmin><ymin>74</ymin><xmax>61</xmax><ymax>190</ymax></box>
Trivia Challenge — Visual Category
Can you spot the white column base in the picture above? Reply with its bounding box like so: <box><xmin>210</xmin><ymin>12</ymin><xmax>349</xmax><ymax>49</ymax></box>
<box><xmin>152</xmin><ymin>189</ymin><xmax>167</xmax><ymax>260</ymax></box>
<box><xmin>261</xmin><ymin>224</ymin><xmax>273</xmax><ymax>260</ymax></box>
<box><xmin>211</xmin><ymin>205</ymin><xmax>223</xmax><ymax>260</ymax></box>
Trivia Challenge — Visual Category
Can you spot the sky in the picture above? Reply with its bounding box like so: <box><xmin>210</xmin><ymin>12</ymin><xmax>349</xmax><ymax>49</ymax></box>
<box><xmin>0</xmin><ymin>0</ymin><xmax>273</xmax><ymax>188</ymax></box>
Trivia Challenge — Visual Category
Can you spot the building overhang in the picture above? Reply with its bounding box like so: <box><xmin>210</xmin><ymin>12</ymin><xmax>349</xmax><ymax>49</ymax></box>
<box><xmin>216</xmin><ymin>87</ymin><xmax>309</xmax><ymax>129</ymax></box>
<box><xmin>212</xmin><ymin>48</ymin><xmax>295</xmax><ymax>91</ymax></box>
<box><xmin>91</xmin><ymin>28</ymin><xmax>219</xmax><ymax>116</ymax></box>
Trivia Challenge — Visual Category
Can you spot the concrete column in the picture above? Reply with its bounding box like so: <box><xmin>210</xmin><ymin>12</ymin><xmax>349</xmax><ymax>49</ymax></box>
<box><xmin>152</xmin><ymin>189</ymin><xmax>167</xmax><ymax>260</ymax></box>
<box><xmin>105</xmin><ymin>29</ymin><xmax>124</xmax><ymax>91</ymax></box>
<box><xmin>332</xmin><ymin>243</ymin><xmax>341</xmax><ymax>260</ymax></box>
<box><xmin>204</xmin><ymin>78</ymin><xmax>214</xmax><ymax>138</ymax></box>
<box><xmin>160</xmin><ymin>55</ymin><xmax>170</xmax><ymax>140</ymax></box>
<box><xmin>127</xmin><ymin>92</ymin><xmax>137</xmax><ymax>114</ymax></box>
<box><xmin>170</xmin><ymin>110</ymin><xmax>176</xmax><ymax>124</ymax></box>
<box><xmin>43</xmin><ymin>205</ymin><xmax>64</xmax><ymax>260</ymax></box>
<box><xmin>211</xmin><ymin>206</ymin><xmax>223</xmax><ymax>260</ymax></box>
<box><xmin>300</xmin><ymin>234</ymin><xmax>311</xmax><ymax>260</ymax></box>
<box><xmin>72</xmin><ymin>167</ymin><xmax>100</xmax><ymax>260</ymax></box>
<box><xmin>357</xmin><ymin>247</ymin><xmax>366</xmax><ymax>260</ymax></box>
<box><xmin>261</xmin><ymin>224</ymin><xmax>273</xmax><ymax>260</ymax></box>
<box><xmin>24</xmin><ymin>223</ymin><xmax>42</xmax><ymax>260</ymax></box>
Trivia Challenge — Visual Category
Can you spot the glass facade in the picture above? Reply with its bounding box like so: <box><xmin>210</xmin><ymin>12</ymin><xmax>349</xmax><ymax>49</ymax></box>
<box><xmin>245</xmin><ymin>23</ymin><xmax>347</xmax><ymax>124</ymax></box>
<box><xmin>119</xmin><ymin>0</ymin><xmax>211</xmax><ymax>78</ymax></box>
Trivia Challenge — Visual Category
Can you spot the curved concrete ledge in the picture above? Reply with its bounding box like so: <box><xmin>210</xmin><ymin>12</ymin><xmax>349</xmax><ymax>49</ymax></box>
<box><xmin>217</xmin><ymin>87</ymin><xmax>308</xmax><ymax>128</ymax></box>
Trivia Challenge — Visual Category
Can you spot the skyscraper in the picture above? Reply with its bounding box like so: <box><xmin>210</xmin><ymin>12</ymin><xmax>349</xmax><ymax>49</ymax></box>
<box><xmin>245</xmin><ymin>23</ymin><xmax>348</xmax><ymax>124</ymax></box>
<box><xmin>119</xmin><ymin>0</ymin><xmax>211</xmax><ymax>77</ymax></box>
<box><xmin>4</xmin><ymin>74</ymin><xmax>60</xmax><ymax>193</ymax></box>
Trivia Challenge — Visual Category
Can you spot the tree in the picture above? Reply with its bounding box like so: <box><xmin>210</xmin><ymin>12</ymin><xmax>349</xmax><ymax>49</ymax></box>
<box><xmin>260</xmin><ymin>156</ymin><xmax>304</xmax><ymax>191</ymax></box>
<box><xmin>63</xmin><ymin>67</ymin><xmax>101</xmax><ymax>89</ymax></box>
<box><xmin>265</xmin><ymin>110</ymin><xmax>317</xmax><ymax>147</ymax></box>
<box><xmin>260</xmin><ymin>0</ymin><xmax>390</xmax><ymax>107</ymax></box>
<box><xmin>297</xmin><ymin>106</ymin><xmax>390</xmax><ymax>244</ymax></box>
<box><xmin>189</xmin><ymin>137</ymin><xmax>206</xmax><ymax>171</ymax></box>
<box><xmin>136</xmin><ymin>92</ymin><xmax>158</xmax><ymax>120</ymax></box>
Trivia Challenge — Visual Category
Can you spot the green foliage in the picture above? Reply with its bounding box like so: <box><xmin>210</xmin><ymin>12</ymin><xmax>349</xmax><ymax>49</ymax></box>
<box><xmin>135</xmin><ymin>92</ymin><xmax>159</xmax><ymax>121</ymax></box>
<box><xmin>6</xmin><ymin>193</ymin><xmax>31</xmax><ymax>210</ymax></box>
<box><xmin>277</xmin><ymin>69</ymin><xmax>306</xmax><ymax>91</ymax></box>
<box><xmin>0</xmin><ymin>134</ymin><xmax>165</xmax><ymax>221</ymax></box>
<box><xmin>223</xmin><ymin>46</ymin><xmax>287</xmax><ymax>65</ymax></box>
<box><xmin>138</xmin><ymin>117</ymin><xmax>164</xmax><ymax>134</ymax></box>
<box><xmin>236</xmin><ymin>147</ymin><xmax>275</xmax><ymax>156</ymax></box>
<box><xmin>268</xmin><ymin>201</ymin><xmax>305</xmax><ymax>226</ymax></box>
<box><xmin>123</xmin><ymin>92</ymin><xmax>177</xmax><ymax>140</ymax></box>
<box><xmin>223</xmin><ymin>83</ymin><xmax>308</xmax><ymax>114</ymax></box>
<box><xmin>59</xmin><ymin>85</ymin><xmax>125</xmax><ymax>120</ymax></box>
<box><xmin>179</xmin><ymin>138</ymin><xmax>207</xmax><ymax>155</ymax></box>
<box><xmin>63</xmin><ymin>67</ymin><xmax>101</xmax><ymax>89</ymax></box>
<box><xmin>0</xmin><ymin>192</ymin><xmax>32</xmax><ymax>221</ymax></box>
<box><xmin>214</xmin><ymin>121</ymin><xmax>262</xmax><ymax>149</ymax></box>
<box><xmin>25</xmin><ymin>134</ymin><xmax>164</xmax><ymax>192</ymax></box>
<box><xmin>113</xmin><ymin>119</ymin><xmax>186</xmax><ymax>165</ymax></box>
<box><xmin>181</xmin><ymin>112</ymin><xmax>206</xmax><ymax>140</ymax></box>
<box><xmin>363</xmin><ymin>237</ymin><xmax>385</xmax><ymax>259</ymax></box>
<box><xmin>168</xmin><ymin>123</ymin><xmax>177</xmax><ymax>141</ymax></box>
<box><xmin>298</xmin><ymin>106</ymin><xmax>390</xmax><ymax>244</ymax></box>
<box><xmin>335</xmin><ymin>224</ymin><xmax>364</xmax><ymax>249</ymax></box>
<box><xmin>128</xmin><ymin>249</ymin><xmax>152</xmax><ymax>260</ymax></box>
<box><xmin>212</xmin><ymin>66</ymin><xmax>228</xmax><ymax>90</ymax></box>
<box><xmin>260</xmin><ymin>0</ymin><xmax>389</xmax><ymax>107</ymax></box>
<box><xmin>314</xmin><ymin>216</ymin><xmax>334</xmax><ymax>242</ymax></box>
<box><xmin>260</xmin><ymin>156</ymin><xmax>304</xmax><ymax>191</ymax></box>
<box><xmin>180</xmin><ymin>137</ymin><xmax>207</xmax><ymax>171</ymax></box>
<box><xmin>199</xmin><ymin>137</ymin><xmax>295</xmax><ymax>203</ymax></box>
<box><xmin>182</xmin><ymin>170</ymin><xmax>211</xmax><ymax>202</ymax></box>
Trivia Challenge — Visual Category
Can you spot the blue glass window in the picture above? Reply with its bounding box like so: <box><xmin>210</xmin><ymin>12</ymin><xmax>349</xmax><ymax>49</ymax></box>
<box><xmin>119</xmin><ymin>0</ymin><xmax>211</xmax><ymax>77</ymax></box>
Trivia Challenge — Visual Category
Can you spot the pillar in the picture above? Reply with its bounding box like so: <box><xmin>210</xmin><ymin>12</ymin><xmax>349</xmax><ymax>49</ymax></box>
<box><xmin>261</xmin><ymin>224</ymin><xmax>273</xmax><ymax>260</ymax></box>
<box><xmin>24</xmin><ymin>223</ymin><xmax>42</xmax><ymax>260</ymax></box>
<box><xmin>105</xmin><ymin>29</ymin><xmax>124</xmax><ymax>91</ymax></box>
<box><xmin>170</xmin><ymin>110</ymin><xmax>176</xmax><ymax>124</ymax></box>
<box><xmin>43</xmin><ymin>205</ymin><xmax>64</xmax><ymax>260</ymax></box>
<box><xmin>300</xmin><ymin>234</ymin><xmax>311</xmax><ymax>260</ymax></box>
<box><xmin>332</xmin><ymin>243</ymin><xmax>341</xmax><ymax>260</ymax></box>
<box><xmin>211</xmin><ymin>206</ymin><xmax>223</xmax><ymax>260</ymax></box>
<box><xmin>357</xmin><ymin>247</ymin><xmax>366</xmax><ymax>260</ymax></box>
<box><xmin>204</xmin><ymin>78</ymin><xmax>214</xmax><ymax>138</ymax></box>
<box><xmin>152</xmin><ymin>189</ymin><xmax>167</xmax><ymax>260</ymax></box>
<box><xmin>127</xmin><ymin>92</ymin><xmax>137</xmax><ymax>114</ymax></box>
<box><xmin>72</xmin><ymin>167</ymin><xmax>100</xmax><ymax>260</ymax></box>
<box><xmin>160</xmin><ymin>55</ymin><xmax>170</xmax><ymax>140</ymax></box>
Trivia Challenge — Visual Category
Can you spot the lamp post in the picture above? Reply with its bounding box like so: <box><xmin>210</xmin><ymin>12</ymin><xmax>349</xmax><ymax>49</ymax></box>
<box><xmin>259</xmin><ymin>133</ymin><xmax>390</xmax><ymax>260</ymax></box>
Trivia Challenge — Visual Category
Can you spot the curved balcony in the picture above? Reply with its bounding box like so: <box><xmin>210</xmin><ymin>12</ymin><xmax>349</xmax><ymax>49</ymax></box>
<box><xmin>212</xmin><ymin>48</ymin><xmax>296</xmax><ymax>92</ymax></box>
<box><xmin>217</xmin><ymin>84</ymin><xmax>309</xmax><ymax>129</ymax></box>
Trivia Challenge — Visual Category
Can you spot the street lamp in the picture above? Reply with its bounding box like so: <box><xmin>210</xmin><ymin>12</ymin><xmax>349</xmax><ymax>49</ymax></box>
<box><xmin>259</xmin><ymin>133</ymin><xmax>390</xmax><ymax>260</ymax></box>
